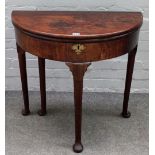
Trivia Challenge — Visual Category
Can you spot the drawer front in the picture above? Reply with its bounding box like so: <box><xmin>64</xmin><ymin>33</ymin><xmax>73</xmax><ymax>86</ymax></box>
<box><xmin>15</xmin><ymin>28</ymin><xmax>139</xmax><ymax>63</ymax></box>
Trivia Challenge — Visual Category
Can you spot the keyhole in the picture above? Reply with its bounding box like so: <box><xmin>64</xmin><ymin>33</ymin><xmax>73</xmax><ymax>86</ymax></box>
<box><xmin>77</xmin><ymin>45</ymin><xmax>80</xmax><ymax>50</ymax></box>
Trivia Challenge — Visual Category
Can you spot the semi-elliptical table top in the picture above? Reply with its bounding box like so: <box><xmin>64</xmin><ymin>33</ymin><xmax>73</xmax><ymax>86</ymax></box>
<box><xmin>12</xmin><ymin>11</ymin><xmax>143</xmax><ymax>41</ymax></box>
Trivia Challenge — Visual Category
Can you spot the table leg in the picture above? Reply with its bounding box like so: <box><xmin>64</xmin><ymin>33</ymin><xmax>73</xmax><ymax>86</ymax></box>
<box><xmin>66</xmin><ymin>62</ymin><xmax>91</xmax><ymax>153</ymax></box>
<box><xmin>16</xmin><ymin>44</ymin><xmax>30</xmax><ymax>116</ymax></box>
<box><xmin>121</xmin><ymin>46</ymin><xmax>137</xmax><ymax>118</ymax></box>
<box><xmin>38</xmin><ymin>57</ymin><xmax>47</xmax><ymax>116</ymax></box>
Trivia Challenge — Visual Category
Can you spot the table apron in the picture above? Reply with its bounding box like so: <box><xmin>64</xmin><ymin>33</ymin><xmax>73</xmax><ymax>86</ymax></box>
<box><xmin>15</xmin><ymin>28</ymin><xmax>140</xmax><ymax>63</ymax></box>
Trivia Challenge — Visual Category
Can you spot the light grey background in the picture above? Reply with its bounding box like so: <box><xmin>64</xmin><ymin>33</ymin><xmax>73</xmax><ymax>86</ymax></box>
<box><xmin>5</xmin><ymin>0</ymin><xmax>149</xmax><ymax>93</ymax></box>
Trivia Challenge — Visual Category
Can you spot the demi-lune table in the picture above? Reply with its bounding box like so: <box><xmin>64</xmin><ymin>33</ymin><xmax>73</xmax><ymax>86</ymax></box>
<box><xmin>11</xmin><ymin>11</ymin><xmax>143</xmax><ymax>153</ymax></box>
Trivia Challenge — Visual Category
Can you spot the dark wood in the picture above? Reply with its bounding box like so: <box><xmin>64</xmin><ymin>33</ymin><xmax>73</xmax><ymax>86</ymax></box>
<box><xmin>66</xmin><ymin>62</ymin><xmax>91</xmax><ymax>153</ymax></box>
<box><xmin>122</xmin><ymin>46</ymin><xmax>137</xmax><ymax>118</ymax></box>
<box><xmin>12</xmin><ymin>11</ymin><xmax>143</xmax><ymax>153</ymax></box>
<box><xmin>12</xmin><ymin>11</ymin><xmax>142</xmax><ymax>63</ymax></box>
<box><xmin>38</xmin><ymin>57</ymin><xmax>47</xmax><ymax>116</ymax></box>
<box><xmin>14</xmin><ymin>28</ymin><xmax>139</xmax><ymax>63</ymax></box>
<box><xmin>12</xmin><ymin>11</ymin><xmax>142</xmax><ymax>40</ymax></box>
<box><xmin>16</xmin><ymin>44</ymin><xmax>30</xmax><ymax>115</ymax></box>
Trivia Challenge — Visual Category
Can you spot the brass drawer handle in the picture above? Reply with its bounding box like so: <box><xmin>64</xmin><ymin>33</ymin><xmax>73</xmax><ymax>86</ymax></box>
<box><xmin>72</xmin><ymin>44</ymin><xmax>85</xmax><ymax>55</ymax></box>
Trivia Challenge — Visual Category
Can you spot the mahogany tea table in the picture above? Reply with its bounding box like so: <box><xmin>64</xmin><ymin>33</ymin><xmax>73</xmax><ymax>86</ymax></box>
<box><xmin>11</xmin><ymin>11</ymin><xmax>143</xmax><ymax>153</ymax></box>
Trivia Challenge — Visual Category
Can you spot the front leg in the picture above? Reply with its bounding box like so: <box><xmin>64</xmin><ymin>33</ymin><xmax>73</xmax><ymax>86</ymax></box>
<box><xmin>122</xmin><ymin>46</ymin><xmax>137</xmax><ymax>118</ymax></box>
<box><xmin>38</xmin><ymin>57</ymin><xmax>47</xmax><ymax>116</ymax></box>
<box><xmin>66</xmin><ymin>62</ymin><xmax>91</xmax><ymax>153</ymax></box>
<box><xmin>16</xmin><ymin>44</ymin><xmax>30</xmax><ymax>116</ymax></box>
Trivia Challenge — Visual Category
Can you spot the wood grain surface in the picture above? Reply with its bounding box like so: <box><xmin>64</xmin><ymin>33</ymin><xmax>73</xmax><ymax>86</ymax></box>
<box><xmin>12</xmin><ymin>11</ymin><xmax>143</xmax><ymax>40</ymax></box>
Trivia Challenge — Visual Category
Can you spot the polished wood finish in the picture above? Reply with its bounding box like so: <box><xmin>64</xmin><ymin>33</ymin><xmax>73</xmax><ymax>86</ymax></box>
<box><xmin>12</xmin><ymin>11</ymin><xmax>142</xmax><ymax>63</ymax></box>
<box><xmin>16</xmin><ymin>44</ymin><xmax>30</xmax><ymax>115</ymax></box>
<box><xmin>12</xmin><ymin>11</ymin><xmax>143</xmax><ymax>153</ymax></box>
<box><xmin>66</xmin><ymin>63</ymin><xmax>91</xmax><ymax>153</ymax></box>
<box><xmin>12</xmin><ymin>11</ymin><xmax>142</xmax><ymax>40</ymax></box>
<box><xmin>14</xmin><ymin>28</ymin><xmax>139</xmax><ymax>63</ymax></box>
<box><xmin>38</xmin><ymin>57</ymin><xmax>47</xmax><ymax>116</ymax></box>
<box><xmin>122</xmin><ymin>46</ymin><xmax>137</xmax><ymax>118</ymax></box>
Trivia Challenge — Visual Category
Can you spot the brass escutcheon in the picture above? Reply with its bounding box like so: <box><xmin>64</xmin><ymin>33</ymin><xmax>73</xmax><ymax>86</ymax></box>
<box><xmin>72</xmin><ymin>44</ymin><xmax>85</xmax><ymax>55</ymax></box>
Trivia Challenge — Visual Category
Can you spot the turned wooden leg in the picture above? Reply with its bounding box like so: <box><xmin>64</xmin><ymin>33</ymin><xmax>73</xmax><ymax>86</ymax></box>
<box><xmin>66</xmin><ymin>62</ymin><xmax>91</xmax><ymax>153</ymax></box>
<box><xmin>16</xmin><ymin>44</ymin><xmax>30</xmax><ymax>116</ymax></box>
<box><xmin>38</xmin><ymin>57</ymin><xmax>47</xmax><ymax>116</ymax></box>
<box><xmin>121</xmin><ymin>46</ymin><xmax>137</xmax><ymax>118</ymax></box>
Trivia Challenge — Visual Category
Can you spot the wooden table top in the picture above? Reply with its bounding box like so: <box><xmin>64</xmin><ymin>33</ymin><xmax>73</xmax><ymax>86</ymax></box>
<box><xmin>12</xmin><ymin>11</ymin><xmax>143</xmax><ymax>40</ymax></box>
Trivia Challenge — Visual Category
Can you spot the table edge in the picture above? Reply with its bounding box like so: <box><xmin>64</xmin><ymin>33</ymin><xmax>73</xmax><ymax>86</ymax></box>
<box><xmin>12</xmin><ymin>11</ymin><xmax>143</xmax><ymax>43</ymax></box>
